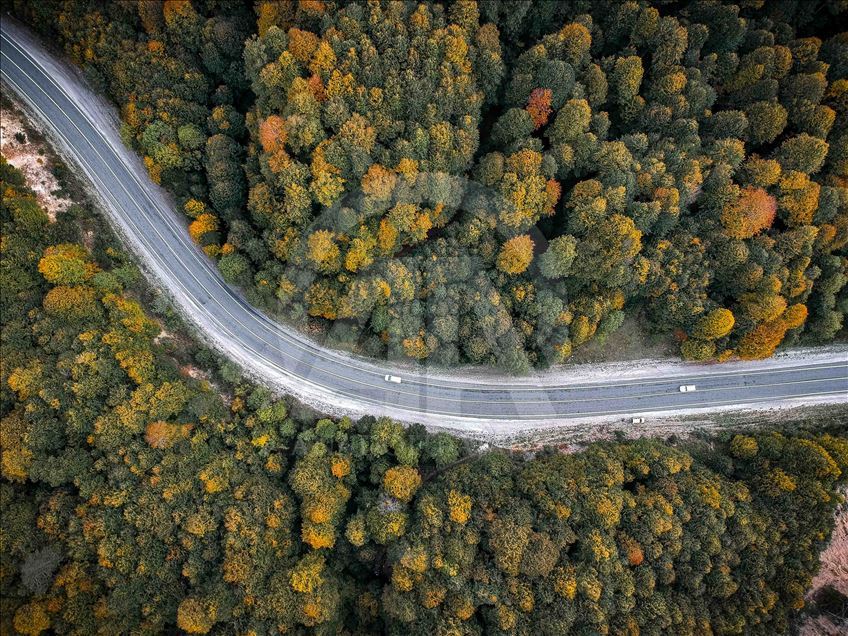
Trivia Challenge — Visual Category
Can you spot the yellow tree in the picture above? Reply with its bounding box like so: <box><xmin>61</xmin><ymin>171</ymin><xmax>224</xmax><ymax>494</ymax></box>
<box><xmin>0</xmin><ymin>410</ymin><xmax>32</xmax><ymax>482</ymax></box>
<box><xmin>43</xmin><ymin>285</ymin><xmax>101</xmax><ymax>321</ymax></box>
<box><xmin>13</xmin><ymin>603</ymin><xmax>51</xmax><ymax>636</ymax></box>
<box><xmin>144</xmin><ymin>421</ymin><xmax>192</xmax><ymax>449</ymax></box>
<box><xmin>38</xmin><ymin>243</ymin><xmax>98</xmax><ymax>284</ymax></box>
<box><xmin>383</xmin><ymin>466</ymin><xmax>422</xmax><ymax>503</ymax></box>
<box><xmin>497</xmin><ymin>235</ymin><xmax>535</xmax><ymax>274</ymax></box>
<box><xmin>188</xmin><ymin>213</ymin><xmax>219</xmax><ymax>245</ymax></box>
<box><xmin>740</xmin><ymin>290</ymin><xmax>787</xmax><ymax>323</ymax></box>
<box><xmin>778</xmin><ymin>171</ymin><xmax>820</xmax><ymax>227</ymax></box>
<box><xmin>305</xmin><ymin>282</ymin><xmax>339</xmax><ymax>320</ymax></box>
<box><xmin>176</xmin><ymin>597</ymin><xmax>217</xmax><ymax>634</ymax></box>
<box><xmin>307</xmin><ymin>230</ymin><xmax>340</xmax><ymax>273</ymax></box>
<box><xmin>289</xmin><ymin>442</ymin><xmax>352</xmax><ymax>550</ymax></box>
<box><xmin>782</xmin><ymin>303</ymin><xmax>808</xmax><ymax>329</ymax></box>
<box><xmin>692</xmin><ymin>308</ymin><xmax>735</xmax><ymax>339</ymax></box>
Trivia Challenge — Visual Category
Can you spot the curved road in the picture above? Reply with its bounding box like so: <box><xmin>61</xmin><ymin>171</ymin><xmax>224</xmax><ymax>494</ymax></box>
<box><xmin>2</xmin><ymin>20</ymin><xmax>846</xmax><ymax>432</ymax></box>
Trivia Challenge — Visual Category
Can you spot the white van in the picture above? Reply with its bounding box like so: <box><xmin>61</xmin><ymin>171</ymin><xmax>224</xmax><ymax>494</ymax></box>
<box><xmin>384</xmin><ymin>375</ymin><xmax>402</xmax><ymax>384</ymax></box>
<box><xmin>679</xmin><ymin>384</ymin><xmax>697</xmax><ymax>392</ymax></box>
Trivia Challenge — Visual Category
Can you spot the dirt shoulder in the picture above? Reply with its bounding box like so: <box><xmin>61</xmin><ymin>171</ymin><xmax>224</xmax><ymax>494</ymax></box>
<box><xmin>1</xmin><ymin>93</ymin><xmax>74</xmax><ymax>220</ymax></box>
<box><xmin>798</xmin><ymin>496</ymin><xmax>848</xmax><ymax>635</ymax></box>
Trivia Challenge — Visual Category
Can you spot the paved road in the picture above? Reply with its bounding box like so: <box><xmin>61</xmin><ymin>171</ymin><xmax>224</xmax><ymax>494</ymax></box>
<box><xmin>2</xmin><ymin>20</ymin><xmax>846</xmax><ymax>430</ymax></box>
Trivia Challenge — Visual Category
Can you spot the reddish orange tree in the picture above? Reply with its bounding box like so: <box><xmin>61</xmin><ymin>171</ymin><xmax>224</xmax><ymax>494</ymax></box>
<box><xmin>526</xmin><ymin>88</ymin><xmax>553</xmax><ymax>129</ymax></box>
<box><xmin>720</xmin><ymin>187</ymin><xmax>776</xmax><ymax>239</ymax></box>
<box><xmin>737</xmin><ymin>320</ymin><xmax>788</xmax><ymax>360</ymax></box>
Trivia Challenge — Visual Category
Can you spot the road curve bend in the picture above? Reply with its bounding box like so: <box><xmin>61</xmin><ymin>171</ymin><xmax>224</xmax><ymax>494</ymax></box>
<box><xmin>2</xmin><ymin>19</ymin><xmax>846</xmax><ymax>433</ymax></box>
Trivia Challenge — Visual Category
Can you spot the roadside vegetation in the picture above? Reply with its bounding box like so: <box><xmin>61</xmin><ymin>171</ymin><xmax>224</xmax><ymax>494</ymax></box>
<box><xmin>8</xmin><ymin>0</ymin><xmax>847</xmax><ymax>371</ymax></box>
<box><xmin>2</xmin><ymin>158</ymin><xmax>848</xmax><ymax>634</ymax></box>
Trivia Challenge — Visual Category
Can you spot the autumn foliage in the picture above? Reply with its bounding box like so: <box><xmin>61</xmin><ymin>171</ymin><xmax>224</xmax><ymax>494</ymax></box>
<box><xmin>721</xmin><ymin>187</ymin><xmax>777</xmax><ymax>239</ymax></box>
<box><xmin>3</xmin><ymin>158</ymin><xmax>848</xmax><ymax>635</ymax></box>
<box><xmin>7</xmin><ymin>0</ymin><xmax>847</xmax><ymax>370</ymax></box>
<box><xmin>693</xmin><ymin>308</ymin><xmax>736</xmax><ymax>340</ymax></box>
<box><xmin>737</xmin><ymin>319</ymin><xmax>789</xmax><ymax>360</ymax></box>
<box><xmin>527</xmin><ymin>88</ymin><xmax>553</xmax><ymax>129</ymax></box>
<box><xmin>176</xmin><ymin>598</ymin><xmax>217</xmax><ymax>634</ymax></box>
<box><xmin>38</xmin><ymin>243</ymin><xmax>97</xmax><ymax>284</ymax></box>
<box><xmin>383</xmin><ymin>466</ymin><xmax>422</xmax><ymax>503</ymax></box>
<box><xmin>497</xmin><ymin>234</ymin><xmax>535</xmax><ymax>274</ymax></box>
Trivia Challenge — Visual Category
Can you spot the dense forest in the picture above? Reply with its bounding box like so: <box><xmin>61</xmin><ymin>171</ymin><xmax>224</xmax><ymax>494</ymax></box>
<box><xmin>2</xmin><ymin>155</ymin><xmax>848</xmax><ymax>633</ymax></box>
<box><xmin>8</xmin><ymin>0</ymin><xmax>848</xmax><ymax>371</ymax></box>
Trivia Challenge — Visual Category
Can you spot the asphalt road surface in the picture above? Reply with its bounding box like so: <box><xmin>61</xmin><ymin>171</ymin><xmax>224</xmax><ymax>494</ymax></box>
<box><xmin>2</xmin><ymin>19</ymin><xmax>846</xmax><ymax>430</ymax></box>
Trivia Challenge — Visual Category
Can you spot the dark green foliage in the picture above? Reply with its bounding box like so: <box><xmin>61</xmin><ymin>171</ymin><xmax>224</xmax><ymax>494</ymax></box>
<box><xmin>2</xmin><ymin>160</ymin><xmax>848</xmax><ymax>634</ymax></box>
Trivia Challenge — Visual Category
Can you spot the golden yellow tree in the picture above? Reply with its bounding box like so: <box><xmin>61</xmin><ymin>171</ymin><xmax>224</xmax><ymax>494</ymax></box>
<box><xmin>13</xmin><ymin>603</ymin><xmax>50</xmax><ymax>636</ymax></box>
<box><xmin>188</xmin><ymin>213</ymin><xmax>218</xmax><ymax>244</ymax></box>
<box><xmin>307</xmin><ymin>230</ymin><xmax>340</xmax><ymax>273</ymax></box>
<box><xmin>782</xmin><ymin>303</ymin><xmax>808</xmax><ymax>329</ymax></box>
<box><xmin>497</xmin><ymin>235</ymin><xmax>535</xmax><ymax>275</ymax></box>
<box><xmin>383</xmin><ymin>466</ymin><xmax>422</xmax><ymax>503</ymax></box>
<box><xmin>176</xmin><ymin>597</ymin><xmax>217</xmax><ymax>634</ymax></box>
<box><xmin>38</xmin><ymin>243</ymin><xmax>98</xmax><ymax>284</ymax></box>
<box><xmin>0</xmin><ymin>411</ymin><xmax>32</xmax><ymax>482</ymax></box>
<box><xmin>692</xmin><ymin>308</ymin><xmax>735</xmax><ymax>339</ymax></box>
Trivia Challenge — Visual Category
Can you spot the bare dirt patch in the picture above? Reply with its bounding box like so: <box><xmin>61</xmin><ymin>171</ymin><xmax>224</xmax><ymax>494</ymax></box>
<box><xmin>179</xmin><ymin>363</ymin><xmax>210</xmax><ymax>382</ymax></box>
<box><xmin>1</xmin><ymin>97</ymin><xmax>73</xmax><ymax>220</ymax></box>
<box><xmin>799</xmin><ymin>496</ymin><xmax>848</xmax><ymax>635</ymax></box>
<box><xmin>153</xmin><ymin>328</ymin><xmax>175</xmax><ymax>345</ymax></box>
<box><xmin>811</xmin><ymin>503</ymin><xmax>848</xmax><ymax>597</ymax></box>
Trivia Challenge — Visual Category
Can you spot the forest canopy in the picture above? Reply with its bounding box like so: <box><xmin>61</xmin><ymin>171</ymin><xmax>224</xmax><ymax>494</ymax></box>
<box><xmin>2</xmin><ymin>157</ymin><xmax>848</xmax><ymax>634</ymax></box>
<box><xmin>10</xmin><ymin>0</ymin><xmax>848</xmax><ymax>372</ymax></box>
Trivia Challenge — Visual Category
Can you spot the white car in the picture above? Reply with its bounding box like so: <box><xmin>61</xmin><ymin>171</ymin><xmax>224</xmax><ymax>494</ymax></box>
<box><xmin>679</xmin><ymin>384</ymin><xmax>697</xmax><ymax>392</ymax></box>
<box><xmin>384</xmin><ymin>375</ymin><xmax>402</xmax><ymax>384</ymax></box>
<box><xmin>631</xmin><ymin>417</ymin><xmax>645</xmax><ymax>424</ymax></box>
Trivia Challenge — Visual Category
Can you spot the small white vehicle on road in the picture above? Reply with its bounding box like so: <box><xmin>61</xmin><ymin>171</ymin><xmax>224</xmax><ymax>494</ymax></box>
<box><xmin>631</xmin><ymin>417</ymin><xmax>645</xmax><ymax>424</ymax></box>
<box><xmin>678</xmin><ymin>384</ymin><xmax>697</xmax><ymax>392</ymax></box>
<box><xmin>384</xmin><ymin>375</ymin><xmax>402</xmax><ymax>384</ymax></box>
